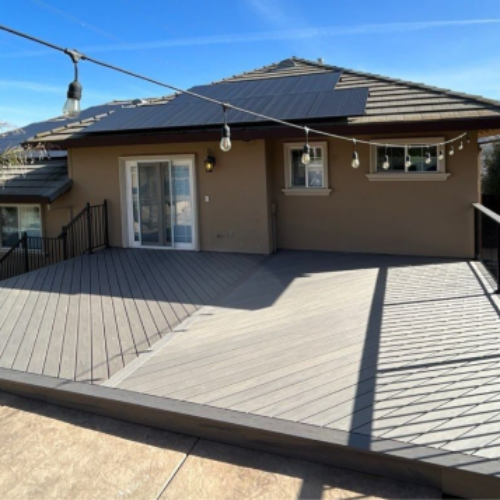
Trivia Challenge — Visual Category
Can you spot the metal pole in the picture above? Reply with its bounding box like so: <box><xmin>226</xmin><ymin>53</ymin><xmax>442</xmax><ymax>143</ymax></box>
<box><xmin>86</xmin><ymin>202</ymin><xmax>93</xmax><ymax>254</ymax></box>
<box><xmin>103</xmin><ymin>199</ymin><xmax>110</xmax><ymax>248</ymax></box>
<box><xmin>62</xmin><ymin>226</ymin><xmax>68</xmax><ymax>261</ymax></box>
<box><xmin>496</xmin><ymin>224</ymin><xmax>500</xmax><ymax>294</ymax></box>
<box><xmin>474</xmin><ymin>208</ymin><xmax>480</xmax><ymax>260</ymax></box>
<box><xmin>22</xmin><ymin>232</ymin><xmax>29</xmax><ymax>273</ymax></box>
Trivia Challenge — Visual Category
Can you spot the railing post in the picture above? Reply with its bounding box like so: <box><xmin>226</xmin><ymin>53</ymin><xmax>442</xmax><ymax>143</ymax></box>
<box><xmin>474</xmin><ymin>207</ymin><xmax>480</xmax><ymax>260</ymax></box>
<box><xmin>21</xmin><ymin>232</ymin><xmax>29</xmax><ymax>273</ymax></box>
<box><xmin>62</xmin><ymin>226</ymin><xmax>68</xmax><ymax>261</ymax></box>
<box><xmin>86</xmin><ymin>202</ymin><xmax>93</xmax><ymax>254</ymax></box>
<box><xmin>496</xmin><ymin>224</ymin><xmax>500</xmax><ymax>294</ymax></box>
<box><xmin>103</xmin><ymin>199</ymin><xmax>110</xmax><ymax>248</ymax></box>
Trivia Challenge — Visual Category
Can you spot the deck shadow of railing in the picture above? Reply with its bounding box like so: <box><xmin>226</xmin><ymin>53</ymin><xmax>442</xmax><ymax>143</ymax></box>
<box><xmin>336</xmin><ymin>257</ymin><xmax>500</xmax><ymax>457</ymax></box>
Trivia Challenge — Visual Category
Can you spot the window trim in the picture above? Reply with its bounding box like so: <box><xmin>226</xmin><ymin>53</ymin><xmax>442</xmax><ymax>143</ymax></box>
<box><xmin>0</xmin><ymin>203</ymin><xmax>43</xmax><ymax>250</ymax></box>
<box><xmin>282</xmin><ymin>141</ymin><xmax>332</xmax><ymax>196</ymax></box>
<box><xmin>368</xmin><ymin>137</ymin><xmax>450</xmax><ymax>181</ymax></box>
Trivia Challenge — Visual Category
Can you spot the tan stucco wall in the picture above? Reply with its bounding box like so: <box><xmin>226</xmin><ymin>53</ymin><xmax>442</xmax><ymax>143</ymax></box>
<box><xmin>51</xmin><ymin>140</ymin><xmax>271</xmax><ymax>254</ymax></box>
<box><xmin>267</xmin><ymin>131</ymin><xmax>480</xmax><ymax>258</ymax></box>
<box><xmin>44</xmin><ymin>130</ymin><xmax>480</xmax><ymax>259</ymax></box>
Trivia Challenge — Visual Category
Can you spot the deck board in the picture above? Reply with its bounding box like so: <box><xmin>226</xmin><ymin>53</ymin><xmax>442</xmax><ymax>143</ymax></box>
<box><xmin>0</xmin><ymin>248</ymin><xmax>264</xmax><ymax>383</ymax></box>
<box><xmin>113</xmin><ymin>251</ymin><xmax>500</xmax><ymax>461</ymax></box>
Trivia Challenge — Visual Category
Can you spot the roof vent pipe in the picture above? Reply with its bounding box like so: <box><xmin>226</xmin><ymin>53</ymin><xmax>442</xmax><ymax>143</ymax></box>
<box><xmin>317</xmin><ymin>58</ymin><xmax>324</xmax><ymax>64</ymax></box>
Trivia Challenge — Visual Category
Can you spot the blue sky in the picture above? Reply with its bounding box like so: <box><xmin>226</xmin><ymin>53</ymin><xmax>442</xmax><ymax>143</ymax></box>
<box><xmin>1</xmin><ymin>0</ymin><xmax>500</xmax><ymax>128</ymax></box>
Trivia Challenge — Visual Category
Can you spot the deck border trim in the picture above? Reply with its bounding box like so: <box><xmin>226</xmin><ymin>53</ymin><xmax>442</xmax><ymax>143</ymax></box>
<box><xmin>1</xmin><ymin>368</ymin><xmax>500</xmax><ymax>498</ymax></box>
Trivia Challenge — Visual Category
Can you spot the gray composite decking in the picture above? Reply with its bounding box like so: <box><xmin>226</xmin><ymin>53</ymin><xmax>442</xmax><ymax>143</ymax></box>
<box><xmin>0</xmin><ymin>248</ymin><xmax>264</xmax><ymax>383</ymax></box>
<box><xmin>111</xmin><ymin>250</ymin><xmax>500</xmax><ymax>463</ymax></box>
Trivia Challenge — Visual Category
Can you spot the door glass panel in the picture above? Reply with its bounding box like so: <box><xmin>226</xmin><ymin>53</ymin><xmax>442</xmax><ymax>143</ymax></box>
<box><xmin>138</xmin><ymin>163</ymin><xmax>161</xmax><ymax>246</ymax></box>
<box><xmin>162</xmin><ymin>162</ymin><xmax>173</xmax><ymax>247</ymax></box>
<box><xmin>172</xmin><ymin>163</ymin><xmax>193</xmax><ymax>244</ymax></box>
<box><xmin>130</xmin><ymin>166</ymin><xmax>140</xmax><ymax>242</ymax></box>
<box><xmin>1</xmin><ymin>206</ymin><xmax>19</xmax><ymax>247</ymax></box>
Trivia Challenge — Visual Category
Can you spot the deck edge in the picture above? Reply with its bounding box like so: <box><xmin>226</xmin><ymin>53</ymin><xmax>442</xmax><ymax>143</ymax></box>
<box><xmin>1</xmin><ymin>368</ymin><xmax>500</xmax><ymax>498</ymax></box>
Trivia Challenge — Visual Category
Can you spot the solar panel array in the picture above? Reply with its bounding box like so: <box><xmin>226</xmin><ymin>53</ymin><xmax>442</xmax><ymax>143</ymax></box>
<box><xmin>84</xmin><ymin>72</ymin><xmax>369</xmax><ymax>134</ymax></box>
<box><xmin>0</xmin><ymin>103</ymin><xmax>123</xmax><ymax>152</ymax></box>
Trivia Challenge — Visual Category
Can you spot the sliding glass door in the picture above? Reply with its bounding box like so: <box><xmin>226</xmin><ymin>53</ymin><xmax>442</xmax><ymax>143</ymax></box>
<box><xmin>125</xmin><ymin>157</ymin><xmax>196</xmax><ymax>250</ymax></box>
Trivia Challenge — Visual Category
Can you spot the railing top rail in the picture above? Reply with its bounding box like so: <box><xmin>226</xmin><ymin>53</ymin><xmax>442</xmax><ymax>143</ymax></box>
<box><xmin>473</xmin><ymin>203</ymin><xmax>500</xmax><ymax>225</ymax></box>
<box><xmin>0</xmin><ymin>236</ymin><xmax>22</xmax><ymax>264</ymax></box>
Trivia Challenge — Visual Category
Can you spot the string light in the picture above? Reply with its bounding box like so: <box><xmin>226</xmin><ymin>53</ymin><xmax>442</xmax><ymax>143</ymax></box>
<box><xmin>382</xmin><ymin>145</ymin><xmax>390</xmax><ymax>170</ymax></box>
<box><xmin>0</xmin><ymin>23</ymin><xmax>472</xmax><ymax>155</ymax></box>
<box><xmin>438</xmin><ymin>150</ymin><xmax>444</xmax><ymax>160</ymax></box>
<box><xmin>62</xmin><ymin>49</ymin><xmax>82</xmax><ymax>118</ymax></box>
<box><xmin>405</xmin><ymin>149</ymin><xmax>412</xmax><ymax>170</ymax></box>
<box><xmin>220</xmin><ymin>105</ymin><xmax>231</xmax><ymax>152</ymax></box>
<box><xmin>449</xmin><ymin>145</ymin><xmax>455</xmax><ymax>156</ymax></box>
<box><xmin>351</xmin><ymin>139</ymin><xmax>360</xmax><ymax>168</ymax></box>
<box><xmin>425</xmin><ymin>146</ymin><xmax>432</xmax><ymax>165</ymax></box>
<box><xmin>458</xmin><ymin>140</ymin><xmax>464</xmax><ymax>151</ymax></box>
<box><xmin>301</xmin><ymin>127</ymin><xmax>311</xmax><ymax>165</ymax></box>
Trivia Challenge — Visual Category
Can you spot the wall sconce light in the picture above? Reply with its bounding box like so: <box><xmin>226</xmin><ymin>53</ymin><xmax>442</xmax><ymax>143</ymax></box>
<box><xmin>205</xmin><ymin>148</ymin><xmax>216</xmax><ymax>173</ymax></box>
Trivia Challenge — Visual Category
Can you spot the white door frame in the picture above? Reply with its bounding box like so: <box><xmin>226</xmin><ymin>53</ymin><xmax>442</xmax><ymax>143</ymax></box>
<box><xmin>120</xmin><ymin>155</ymin><xmax>198</xmax><ymax>251</ymax></box>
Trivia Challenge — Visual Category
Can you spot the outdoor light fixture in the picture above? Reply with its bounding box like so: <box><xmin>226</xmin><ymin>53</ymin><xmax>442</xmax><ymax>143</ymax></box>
<box><xmin>220</xmin><ymin>105</ymin><xmax>232</xmax><ymax>152</ymax></box>
<box><xmin>382</xmin><ymin>145</ymin><xmax>390</xmax><ymax>170</ymax></box>
<box><xmin>63</xmin><ymin>49</ymin><xmax>83</xmax><ymax>118</ymax></box>
<box><xmin>301</xmin><ymin>127</ymin><xmax>311</xmax><ymax>165</ymax></box>
<box><xmin>405</xmin><ymin>151</ymin><xmax>412</xmax><ymax>169</ymax></box>
<box><xmin>351</xmin><ymin>139</ymin><xmax>360</xmax><ymax>168</ymax></box>
<box><xmin>204</xmin><ymin>148</ymin><xmax>216</xmax><ymax>173</ymax></box>
<box><xmin>466</xmin><ymin>133</ymin><xmax>470</xmax><ymax>144</ymax></box>
<box><xmin>449</xmin><ymin>145</ymin><xmax>455</xmax><ymax>156</ymax></box>
<box><xmin>425</xmin><ymin>147</ymin><xmax>432</xmax><ymax>165</ymax></box>
<box><xmin>458</xmin><ymin>141</ymin><xmax>464</xmax><ymax>151</ymax></box>
<box><xmin>438</xmin><ymin>150</ymin><xmax>444</xmax><ymax>160</ymax></box>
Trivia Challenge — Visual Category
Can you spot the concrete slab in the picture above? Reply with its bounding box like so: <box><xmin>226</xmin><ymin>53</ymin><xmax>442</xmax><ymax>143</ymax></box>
<box><xmin>161</xmin><ymin>439</ymin><xmax>441</xmax><ymax>500</ymax></box>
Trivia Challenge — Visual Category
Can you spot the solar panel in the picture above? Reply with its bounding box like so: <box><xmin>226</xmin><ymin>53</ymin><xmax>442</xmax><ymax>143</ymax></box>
<box><xmin>0</xmin><ymin>103</ymin><xmax>122</xmax><ymax>152</ymax></box>
<box><xmin>84</xmin><ymin>73</ymin><xmax>369</xmax><ymax>134</ymax></box>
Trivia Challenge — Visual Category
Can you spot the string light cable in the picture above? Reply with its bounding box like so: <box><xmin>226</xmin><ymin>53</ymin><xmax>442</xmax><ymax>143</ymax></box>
<box><xmin>0</xmin><ymin>23</ymin><xmax>469</xmax><ymax>158</ymax></box>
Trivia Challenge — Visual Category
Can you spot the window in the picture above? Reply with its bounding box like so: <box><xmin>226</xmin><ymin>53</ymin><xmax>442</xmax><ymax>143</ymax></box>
<box><xmin>0</xmin><ymin>205</ymin><xmax>42</xmax><ymax>247</ymax></box>
<box><xmin>283</xmin><ymin>142</ymin><xmax>331</xmax><ymax>196</ymax></box>
<box><xmin>368</xmin><ymin>137</ymin><xmax>449</xmax><ymax>181</ymax></box>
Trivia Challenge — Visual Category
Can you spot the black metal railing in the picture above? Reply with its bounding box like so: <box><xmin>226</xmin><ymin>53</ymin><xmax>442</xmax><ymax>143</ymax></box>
<box><xmin>474</xmin><ymin>202</ymin><xmax>500</xmax><ymax>291</ymax></box>
<box><xmin>0</xmin><ymin>200</ymin><xmax>109</xmax><ymax>281</ymax></box>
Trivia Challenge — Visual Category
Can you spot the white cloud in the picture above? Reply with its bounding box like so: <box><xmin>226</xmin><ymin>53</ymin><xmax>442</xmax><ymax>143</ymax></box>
<box><xmin>1</xmin><ymin>19</ymin><xmax>499</xmax><ymax>58</ymax></box>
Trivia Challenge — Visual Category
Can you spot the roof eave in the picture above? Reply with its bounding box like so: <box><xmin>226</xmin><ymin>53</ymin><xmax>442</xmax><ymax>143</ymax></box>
<box><xmin>58</xmin><ymin>115</ymin><xmax>500</xmax><ymax>149</ymax></box>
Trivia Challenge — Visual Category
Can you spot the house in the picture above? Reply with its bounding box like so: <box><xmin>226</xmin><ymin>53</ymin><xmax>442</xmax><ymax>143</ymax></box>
<box><xmin>7</xmin><ymin>57</ymin><xmax>500</xmax><ymax>259</ymax></box>
<box><xmin>5</xmin><ymin>58</ymin><xmax>500</xmax><ymax>498</ymax></box>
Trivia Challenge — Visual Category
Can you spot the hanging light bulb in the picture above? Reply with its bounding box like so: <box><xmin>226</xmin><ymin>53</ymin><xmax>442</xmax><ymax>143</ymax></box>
<box><xmin>458</xmin><ymin>141</ymin><xmax>464</xmax><ymax>151</ymax></box>
<box><xmin>301</xmin><ymin>127</ymin><xmax>311</xmax><ymax>165</ymax></box>
<box><xmin>438</xmin><ymin>150</ymin><xmax>444</xmax><ymax>160</ymax></box>
<box><xmin>62</xmin><ymin>49</ymin><xmax>83</xmax><ymax>118</ymax></box>
<box><xmin>220</xmin><ymin>105</ymin><xmax>231</xmax><ymax>152</ymax></box>
<box><xmin>449</xmin><ymin>145</ymin><xmax>455</xmax><ymax>156</ymax></box>
<box><xmin>351</xmin><ymin>139</ymin><xmax>360</xmax><ymax>168</ymax></box>
<box><xmin>466</xmin><ymin>133</ymin><xmax>470</xmax><ymax>144</ymax></box>
<box><xmin>405</xmin><ymin>147</ymin><xmax>412</xmax><ymax>169</ymax></box>
<box><xmin>382</xmin><ymin>145</ymin><xmax>390</xmax><ymax>170</ymax></box>
<box><xmin>425</xmin><ymin>146</ymin><xmax>432</xmax><ymax>165</ymax></box>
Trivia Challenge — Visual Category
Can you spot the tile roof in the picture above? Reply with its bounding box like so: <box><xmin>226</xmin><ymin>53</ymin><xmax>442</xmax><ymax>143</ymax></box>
<box><xmin>0</xmin><ymin>158</ymin><xmax>71</xmax><ymax>203</ymax></box>
<box><xmin>224</xmin><ymin>57</ymin><xmax>500</xmax><ymax>125</ymax></box>
<box><xmin>25</xmin><ymin>57</ymin><xmax>500</xmax><ymax>144</ymax></box>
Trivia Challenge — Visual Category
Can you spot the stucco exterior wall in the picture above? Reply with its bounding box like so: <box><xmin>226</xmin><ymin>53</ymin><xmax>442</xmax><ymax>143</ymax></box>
<box><xmin>52</xmin><ymin>140</ymin><xmax>271</xmax><ymax>254</ymax></box>
<box><xmin>266</xmin><ymin>131</ymin><xmax>480</xmax><ymax>258</ymax></box>
<box><xmin>45</xmin><ymin>130</ymin><xmax>480</xmax><ymax>259</ymax></box>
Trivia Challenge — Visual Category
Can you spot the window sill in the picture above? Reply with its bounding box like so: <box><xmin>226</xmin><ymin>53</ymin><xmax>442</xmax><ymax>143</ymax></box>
<box><xmin>281</xmin><ymin>188</ymin><xmax>332</xmax><ymax>196</ymax></box>
<box><xmin>366</xmin><ymin>173</ymin><xmax>450</xmax><ymax>182</ymax></box>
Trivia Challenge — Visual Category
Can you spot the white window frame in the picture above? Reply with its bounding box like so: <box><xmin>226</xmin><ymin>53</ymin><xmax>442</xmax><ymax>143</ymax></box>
<box><xmin>0</xmin><ymin>203</ymin><xmax>43</xmax><ymax>250</ymax></box>
<box><xmin>282</xmin><ymin>141</ymin><xmax>332</xmax><ymax>196</ymax></box>
<box><xmin>367</xmin><ymin>137</ymin><xmax>450</xmax><ymax>181</ymax></box>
